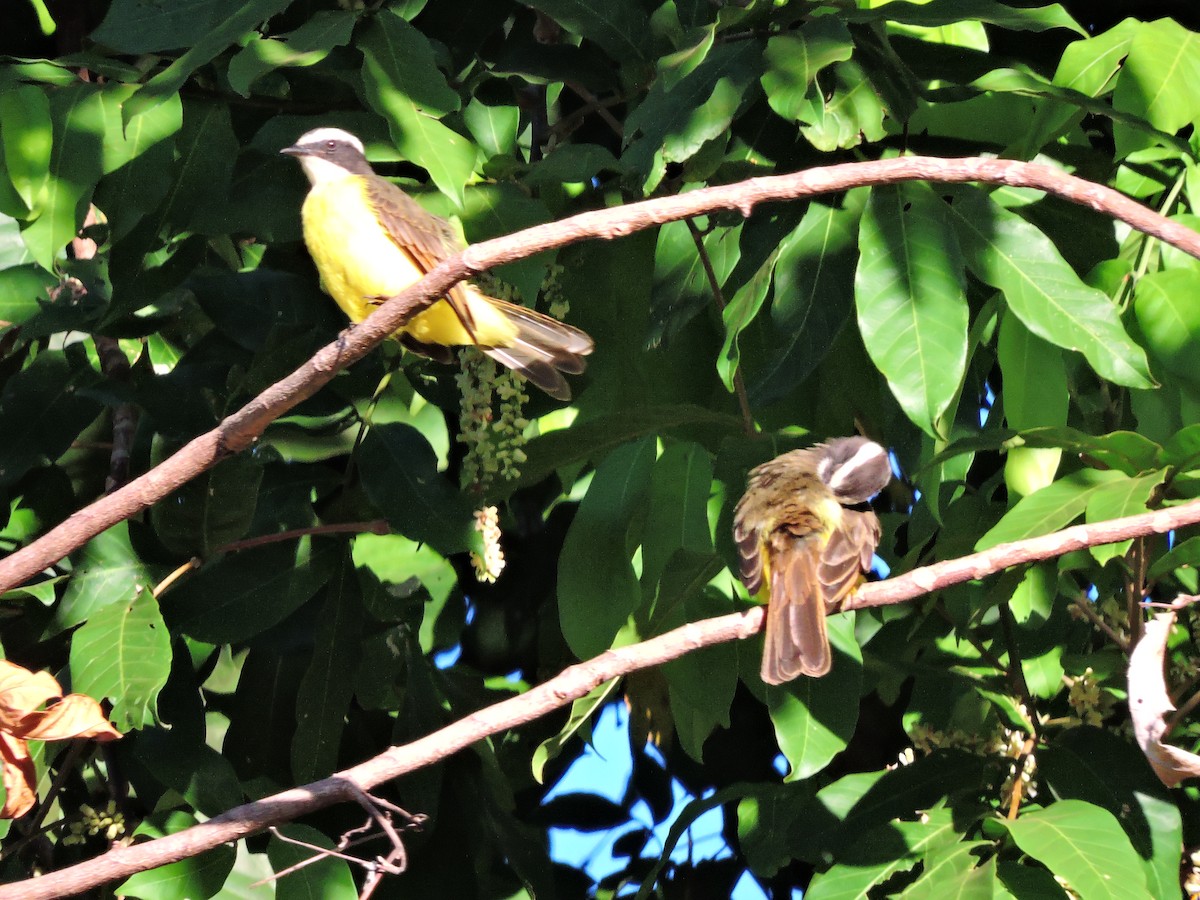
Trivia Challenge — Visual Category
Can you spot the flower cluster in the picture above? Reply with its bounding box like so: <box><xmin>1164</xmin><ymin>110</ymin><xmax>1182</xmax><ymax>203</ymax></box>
<box><xmin>456</xmin><ymin>349</ymin><xmax>530</xmax><ymax>493</ymax></box>
<box><xmin>903</xmin><ymin>706</ymin><xmax>1037</xmax><ymax>805</ymax></box>
<box><xmin>471</xmin><ymin>505</ymin><xmax>505</xmax><ymax>583</ymax></box>
<box><xmin>1184</xmin><ymin>847</ymin><xmax>1200</xmax><ymax>897</ymax></box>
<box><xmin>1066</xmin><ymin>667</ymin><xmax>1114</xmax><ymax>727</ymax></box>
<box><xmin>62</xmin><ymin>800</ymin><xmax>125</xmax><ymax>845</ymax></box>
<box><xmin>995</xmin><ymin>727</ymin><xmax>1038</xmax><ymax>804</ymax></box>
<box><xmin>541</xmin><ymin>263</ymin><xmax>570</xmax><ymax>320</ymax></box>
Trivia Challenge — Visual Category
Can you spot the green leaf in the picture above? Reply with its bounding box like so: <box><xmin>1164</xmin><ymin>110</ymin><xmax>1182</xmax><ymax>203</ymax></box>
<box><xmin>0</xmin><ymin>86</ymin><xmax>51</xmax><ymax>213</ymax></box>
<box><xmin>797</xmin><ymin>60</ymin><xmax>887</xmax><ymax>151</ymax></box>
<box><xmin>522</xmin><ymin>0</ymin><xmax>651</xmax><ymax>62</ymax></box>
<box><xmin>999</xmin><ymin>861</ymin><xmax>1070</xmax><ymax>897</ymax></box>
<box><xmin>20</xmin><ymin>85</ymin><xmax>101</xmax><ymax>269</ymax></box>
<box><xmin>164</xmin><ymin>540</ymin><xmax>339</xmax><ymax>643</ymax></box>
<box><xmin>640</xmin><ymin>442</ymin><xmax>713</xmax><ymax>590</ymax></box>
<box><xmin>352</xmin><ymin>532</ymin><xmax>456</xmax><ymax>650</ymax></box>
<box><xmin>1054</xmin><ymin>18</ymin><xmax>1138</xmax><ymax>96</ymax></box>
<box><xmin>120</xmin><ymin>0</ymin><xmax>296</xmax><ymax>122</ymax></box>
<box><xmin>750</xmin><ymin>200</ymin><xmax>859</xmax><ymax>406</ymax></box>
<box><xmin>976</xmin><ymin>469</ymin><xmax>1126</xmax><ymax>550</ymax></box>
<box><xmin>117</xmin><ymin>811</ymin><xmax>236</xmax><ymax>900</ymax></box>
<box><xmin>1041</xmin><ymin>728</ymin><xmax>1181</xmax><ymax>900</ymax></box>
<box><xmin>57</xmin><ymin>522</ymin><xmax>150</xmax><ymax>630</ymax></box>
<box><xmin>1084</xmin><ymin>471</ymin><xmax>1164</xmax><ymax>564</ymax></box>
<box><xmin>737</xmin><ymin>783</ymin><xmax>815</xmax><ymax>878</ymax></box>
<box><xmin>463</xmin><ymin>98</ymin><xmax>521</xmax><ymax>159</ymax></box>
<box><xmin>1112</xmin><ymin>19</ymin><xmax>1200</xmax><ymax>156</ymax></box>
<box><xmin>1016</xmin><ymin>427</ymin><xmax>1160</xmax><ymax>475</ymax></box>
<box><xmin>93</xmin><ymin>0</ymin><xmax>260</xmax><ymax>53</ymax></box>
<box><xmin>69</xmin><ymin>587</ymin><xmax>170</xmax><ymax>732</ymax></box>
<box><xmin>806</xmin><ymin>806</ymin><xmax>963</xmax><ymax>900</ymax></box>
<box><xmin>857</xmin><ymin>183</ymin><xmax>969</xmax><ymax>436</ymax></box>
<box><xmin>624</xmin><ymin>41</ymin><xmax>761</xmax><ymax>183</ymax></box>
<box><xmin>0</xmin><ymin>350</ymin><xmax>100</xmax><ymax>490</ymax></box>
<box><xmin>761</xmin><ymin>20</ymin><xmax>854</xmax><ymax>123</ymax></box>
<box><xmin>946</xmin><ymin>185</ymin><xmax>1153</xmax><ymax>389</ymax></box>
<box><xmin>1134</xmin><ymin>268</ymin><xmax>1200</xmax><ymax>389</ymax></box>
<box><xmin>361</xmin><ymin>9</ymin><xmax>476</xmax><ymax>205</ymax></box>
<box><xmin>223</xmin><ymin>648</ymin><xmax>308</xmax><ymax>784</ymax></box>
<box><xmin>160</xmin><ymin>101</ymin><xmax>236</xmax><ymax>233</ymax></box>
<box><xmin>267</xmin><ymin>825</ymin><xmax>358</xmax><ymax>900</ymax></box>
<box><xmin>651</xmin><ymin>218</ymin><xmax>741</xmax><ymax>345</ymax></box>
<box><xmin>532</xmin><ymin>677</ymin><xmax>621</xmax><ymax>783</ymax></box>
<box><xmin>661</xmin><ymin>575</ymin><xmax>737</xmax><ymax>759</ymax></box>
<box><xmin>358</xmin><ymin>423</ymin><xmax>476</xmax><ymax>554</ymax></box>
<box><xmin>999</xmin><ymin>315</ymin><xmax>1068</xmax><ymax>432</ymax></box>
<box><xmin>558</xmin><ymin>437</ymin><xmax>656</xmax><ymax>658</ymax></box>
<box><xmin>227</xmin><ymin>12</ymin><xmax>356</xmax><ymax>97</ymax></box>
<box><xmin>767</xmin><ymin>616</ymin><xmax>862</xmax><ymax>781</ymax></box>
<box><xmin>151</xmin><ymin>452</ymin><xmax>262</xmax><ymax>557</ymax></box>
<box><xmin>133</xmin><ymin>731</ymin><xmax>243</xmax><ymax>818</ymax></box>
<box><xmin>999</xmin><ymin>314</ymin><xmax>1068</xmax><ymax>495</ymax></box>
<box><xmin>292</xmin><ymin>551</ymin><xmax>364</xmax><ymax>782</ymax></box>
<box><xmin>1000</xmin><ymin>800</ymin><xmax>1151</xmax><ymax>900</ymax></box>
<box><xmin>846</xmin><ymin>0</ymin><xmax>1085</xmax><ymax>34</ymax></box>
<box><xmin>718</xmin><ymin>238</ymin><xmax>776</xmax><ymax>394</ymax></box>
<box><xmin>800</xmin><ymin>752</ymin><xmax>991</xmax><ymax>864</ymax></box>
<box><xmin>899</xmin><ymin>842</ymin><xmax>994</xmax><ymax>900</ymax></box>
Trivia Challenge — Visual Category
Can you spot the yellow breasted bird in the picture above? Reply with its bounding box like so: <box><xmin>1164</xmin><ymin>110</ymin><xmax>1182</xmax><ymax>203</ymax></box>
<box><xmin>281</xmin><ymin>128</ymin><xmax>594</xmax><ymax>400</ymax></box>
<box><xmin>733</xmin><ymin>437</ymin><xmax>891</xmax><ymax>684</ymax></box>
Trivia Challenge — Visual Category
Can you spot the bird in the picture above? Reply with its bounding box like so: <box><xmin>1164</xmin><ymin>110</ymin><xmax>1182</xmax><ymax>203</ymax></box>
<box><xmin>281</xmin><ymin>127</ymin><xmax>594</xmax><ymax>400</ymax></box>
<box><xmin>732</xmin><ymin>437</ymin><xmax>891</xmax><ymax>683</ymax></box>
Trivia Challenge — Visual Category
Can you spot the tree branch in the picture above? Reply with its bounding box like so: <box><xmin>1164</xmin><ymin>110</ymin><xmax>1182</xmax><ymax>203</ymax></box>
<box><xmin>7</xmin><ymin>495</ymin><xmax>1200</xmax><ymax>900</ymax></box>
<box><xmin>0</xmin><ymin>158</ymin><xmax>1197</xmax><ymax>593</ymax></box>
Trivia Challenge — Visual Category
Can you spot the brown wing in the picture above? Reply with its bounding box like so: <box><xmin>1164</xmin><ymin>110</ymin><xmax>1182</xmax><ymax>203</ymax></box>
<box><xmin>731</xmin><ymin>452</ymin><xmax>820</xmax><ymax>598</ymax></box>
<box><xmin>732</xmin><ymin>495</ymin><xmax>765</xmax><ymax>597</ymax></box>
<box><xmin>363</xmin><ymin>176</ymin><xmax>483</xmax><ymax>334</ymax></box>
<box><xmin>816</xmin><ymin>508</ymin><xmax>881</xmax><ymax>610</ymax></box>
<box><xmin>364</xmin><ymin>176</ymin><xmax>460</xmax><ymax>275</ymax></box>
<box><xmin>761</xmin><ymin>531</ymin><xmax>831</xmax><ymax>682</ymax></box>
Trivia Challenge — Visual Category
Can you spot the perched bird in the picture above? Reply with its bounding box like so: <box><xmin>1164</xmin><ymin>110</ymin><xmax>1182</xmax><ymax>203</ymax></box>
<box><xmin>733</xmin><ymin>437</ymin><xmax>891</xmax><ymax>683</ymax></box>
<box><xmin>281</xmin><ymin>127</ymin><xmax>594</xmax><ymax>399</ymax></box>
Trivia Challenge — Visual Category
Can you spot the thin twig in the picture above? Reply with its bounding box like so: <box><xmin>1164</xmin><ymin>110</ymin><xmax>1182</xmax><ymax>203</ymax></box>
<box><xmin>684</xmin><ymin>218</ymin><xmax>755</xmax><ymax>436</ymax></box>
<box><xmin>1072</xmin><ymin>593</ymin><xmax>1130</xmax><ymax>653</ymax></box>
<box><xmin>345</xmin><ymin>784</ymin><xmax>407</xmax><ymax>876</ymax></box>
<box><xmin>550</xmin><ymin>90</ymin><xmax>627</xmax><ymax>140</ymax></box>
<box><xmin>564</xmin><ymin>81</ymin><xmax>624</xmax><ymax>139</ymax></box>
<box><xmin>1167</xmin><ymin>688</ymin><xmax>1200</xmax><ymax>734</ymax></box>
<box><xmin>153</xmin><ymin>560</ymin><xmax>199</xmax><ymax>599</ymax></box>
<box><xmin>997</xmin><ymin>601</ymin><xmax>1040</xmax><ymax>742</ymax></box>
<box><xmin>210</xmin><ymin>521</ymin><xmax>390</xmax><ymax>557</ymax></box>
<box><xmin>249</xmin><ymin>823</ymin><xmax>381</xmax><ymax>887</ymax></box>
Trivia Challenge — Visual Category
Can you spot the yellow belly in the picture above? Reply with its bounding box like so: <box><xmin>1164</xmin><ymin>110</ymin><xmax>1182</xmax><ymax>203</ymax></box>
<box><xmin>300</xmin><ymin>176</ymin><xmax>516</xmax><ymax>347</ymax></box>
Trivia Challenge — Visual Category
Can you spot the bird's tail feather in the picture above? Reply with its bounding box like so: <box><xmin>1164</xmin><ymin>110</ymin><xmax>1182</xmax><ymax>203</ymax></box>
<box><xmin>478</xmin><ymin>295</ymin><xmax>594</xmax><ymax>400</ymax></box>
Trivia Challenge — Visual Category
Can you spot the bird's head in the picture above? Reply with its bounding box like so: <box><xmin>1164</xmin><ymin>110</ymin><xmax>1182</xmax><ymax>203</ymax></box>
<box><xmin>815</xmin><ymin>437</ymin><xmax>892</xmax><ymax>505</ymax></box>
<box><xmin>281</xmin><ymin>127</ymin><xmax>372</xmax><ymax>184</ymax></box>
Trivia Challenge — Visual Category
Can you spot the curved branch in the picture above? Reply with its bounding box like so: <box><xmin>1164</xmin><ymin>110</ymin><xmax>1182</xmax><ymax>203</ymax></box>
<box><xmin>0</xmin><ymin>158</ymin><xmax>1196</xmax><ymax>593</ymax></box>
<box><xmin>7</xmin><ymin>496</ymin><xmax>1200</xmax><ymax>900</ymax></box>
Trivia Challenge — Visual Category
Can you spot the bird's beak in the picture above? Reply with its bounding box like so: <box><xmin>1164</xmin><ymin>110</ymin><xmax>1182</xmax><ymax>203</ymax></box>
<box><xmin>280</xmin><ymin>144</ymin><xmax>308</xmax><ymax>157</ymax></box>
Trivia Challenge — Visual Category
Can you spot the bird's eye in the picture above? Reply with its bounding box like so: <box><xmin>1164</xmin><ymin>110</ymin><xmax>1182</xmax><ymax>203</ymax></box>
<box><xmin>325</xmin><ymin>141</ymin><xmax>337</xmax><ymax>151</ymax></box>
